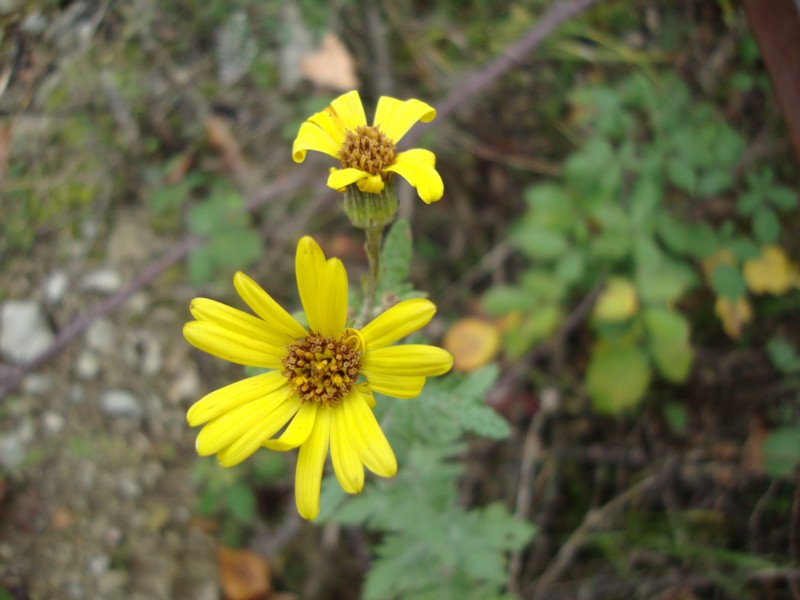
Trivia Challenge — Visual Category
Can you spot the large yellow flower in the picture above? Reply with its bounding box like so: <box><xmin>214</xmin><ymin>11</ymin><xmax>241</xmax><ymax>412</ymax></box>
<box><xmin>183</xmin><ymin>236</ymin><xmax>453</xmax><ymax>520</ymax></box>
<box><xmin>292</xmin><ymin>90</ymin><xmax>444</xmax><ymax>204</ymax></box>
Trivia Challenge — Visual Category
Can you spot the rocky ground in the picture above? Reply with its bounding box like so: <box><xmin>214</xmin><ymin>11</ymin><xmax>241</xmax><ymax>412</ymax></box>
<box><xmin>0</xmin><ymin>206</ymin><xmax>220</xmax><ymax>599</ymax></box>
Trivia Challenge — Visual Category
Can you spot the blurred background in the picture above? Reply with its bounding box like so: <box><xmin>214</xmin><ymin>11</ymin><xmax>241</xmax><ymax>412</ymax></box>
<box><xmin>1</xmin><ymin>0</ymin><xmax>799</xmax><ymax>598</ymax></box>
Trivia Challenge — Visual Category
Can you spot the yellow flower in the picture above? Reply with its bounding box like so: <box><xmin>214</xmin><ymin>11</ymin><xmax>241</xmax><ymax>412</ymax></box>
<box><xmin>183</xmin><ymin>236</ymin><xmax>453</xmax><ymax>520</ymax></box>
<box><xmin>292</xmin><ymin>90</ymin><xmax>444</xmax><ymax>204</ymax></box>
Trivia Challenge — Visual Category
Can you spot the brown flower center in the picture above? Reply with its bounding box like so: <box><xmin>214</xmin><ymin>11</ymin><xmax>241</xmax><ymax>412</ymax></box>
<box><xmin>282</xmin><ymin>333</ymin><xmax>361</xmax><ymax>407</ymax></box>
<box><xmin>338</xmin><ymin>125</ymin><xmax>397</xmax><ymax>176</ymax></box>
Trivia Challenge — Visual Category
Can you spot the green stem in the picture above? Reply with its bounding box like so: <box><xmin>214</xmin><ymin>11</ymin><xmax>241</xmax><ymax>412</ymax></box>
<box><xmin>360</xmin><ymin>226</ymin><xmax>384</xmax><ymax>326</ymax></box>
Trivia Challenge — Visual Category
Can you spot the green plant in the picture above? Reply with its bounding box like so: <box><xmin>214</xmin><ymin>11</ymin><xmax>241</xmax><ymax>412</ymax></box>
<box><xmin>481</xmin><ymin>72</ymin><xmax>797</xmax><ymax>413</ymax></box>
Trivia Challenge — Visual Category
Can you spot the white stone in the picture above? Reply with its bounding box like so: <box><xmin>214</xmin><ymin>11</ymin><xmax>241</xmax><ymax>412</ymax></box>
<box><xmin>81</xmin><ymin>267</ymin><xmax>122</xmax><ymax>294</ymax></box>
<box><xmin>43</xmin><ymin>270</ymin><xmax>69</xmax><ymax>305</ymax></box>
<box><xmin>0</xmin><ymin>300</ymin><xmax>55</xmax><ymax>364</ymax></box>
<box><xmin>100</xmin><ymin>389</ymin><xmax>142</xmax><ymax>419</ymax></box>
<box><xmin>85</xmin><ymin>318</ymin><xmax>115</xmax><ymax>353</ymax></box>
<box><xmin>74</xmin><ymin>349</ymin><xmax>101</xmax><ymax>380</ymax></box>
<box><xmin>42</xmin><ymin>410</ymin><xmax>66</xmax><ymax>435</ymax></box>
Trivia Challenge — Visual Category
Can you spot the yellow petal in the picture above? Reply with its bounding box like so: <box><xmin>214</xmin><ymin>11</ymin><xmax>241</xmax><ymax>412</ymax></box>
<box><xmin>317</xmin><ymin>258</ymin><xmax>348</xmax><ymax>338</ymax></box>
<box><xmin>330</xmin><ymin>405</ymin><xmax>364</xmax><ymax>494</ymax></box>
<box><xmin>263</xmin><ymin>401</ymin><xmax>317</xmax><ymax>450</ymax></box>
<box><xmin>356</xmin><ymin>174</ymin><xmax>385</xmax><ymax>194</ymax></box>
<box><xmin>362</xmin><ymin>344</ymin><xmax>453</xmax><ymax>376</ymax></box>
<box><xmin>327</xmin><ymin>167</ymin><xmax>369</xmax><ymax>192</ymax></box>
<box><xmin>328</xmin><ymin>90</ymin><xmax>367</xmax><ymax>133</ymax></box>
<box><xmin>217</xmin><ymin>394</ymin><xmax>302</xmax><ymax>467</ymax></box>
<box><xmin>344</xmin><ymin>390</ymin><xmax>397</xmax><ymax>477</ymax></box>
<box><xmin>196</xmin><ymin>388</ymin><xmax>290</xmax><ymax>456</ymax></box>
<box><xmin>363</xmin><ymin>371</ymin><xmax>426</xmax><ymax>399</ymax></box>
<box><xmin>308</xmin><ymin>108</ymin><xmax>347</xmax><ymax>147</ymax></box>
<box><xmin>292</xmin><ymin>121</ymin><xmax>340</xmax><ymax>163</ymax></box>
<box><xmin>295</xmin><ymin>407</ymin><xmax>331</xmax><ymax>520</ymax></box>
<box><xmin>190</xmin><ymin>298</ymin><xmax>293</xmax><ymax>347</ymax></box>
<box><xmin>373</xmin><ymin>96</ymin><xmax>436</xmax><ymax>143</ymax></box>
<box><xmin>295</xmin><ymin>236</ymin><xmax>327</xmax><ymax>334</ymax></box>
<box><xmin>361</xmin><ymin>298</ymin><xmax>437</xmax><ymax>350</ymax></box>
<box><xmin>233</xmin><ymin>272</ymin><xmax>307</xmax><ymax>340</ymax></box>
<box><xmin>183</xmin><ymin>321</ymin><xmax>284</xmax><ymax>369</ymax></box>
<box><xmin>187</xmin><ymin>371</ymin><xmax>286</xmax><ymax>426</ymax></box>
<box><xmin>384</xmin><ymin>149</ymin><xmax>444</xmax><ymax>203</ymax></box>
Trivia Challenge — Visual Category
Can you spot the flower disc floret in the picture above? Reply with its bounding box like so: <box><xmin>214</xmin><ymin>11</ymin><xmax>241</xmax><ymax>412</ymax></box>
<box><xmin>282</xmin><ymin>333</ymin><xmax>361</xmax><ymax>407</ymax></box>
<box><xmin>338</xmin><ymin>125</ymin><xmax>397</xmax><ymax>176</ymax></box>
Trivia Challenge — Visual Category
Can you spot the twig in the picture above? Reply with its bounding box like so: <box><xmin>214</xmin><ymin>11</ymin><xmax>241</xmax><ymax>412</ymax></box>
<box><xmin>531</xmin><ymin>472</ymin><xmax>662</xmax><ymax>599</ymax></box>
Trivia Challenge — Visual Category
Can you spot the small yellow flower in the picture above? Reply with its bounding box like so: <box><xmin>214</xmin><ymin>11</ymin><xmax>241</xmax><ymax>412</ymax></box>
<box><xmin>183</xmin><ymin>236</ymin><xmax>453</xmax><ymax>520</ymax></box>
<box><xmin>292</xmin><ymin>90</ymin><xmax>444</xmax><ymax>204</ymax></box>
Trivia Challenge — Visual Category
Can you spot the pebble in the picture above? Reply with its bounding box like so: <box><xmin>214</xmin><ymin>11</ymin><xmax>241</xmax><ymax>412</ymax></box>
<box><xmin>74</xmin><ymin>350</ymin><xmax>101</xmax><ymax>380</ymax></box>
<box><xmin>22</xmin><ymin>374</ymin><xmax>53</xmax><ymax>395</ymax></box>
<box><xmin>167</xmin><ymin>366</ymin><xmax>200</xmax><ymax>404</ymax></box>
<box><xmin>100</xmin><ymin>389</ymin><xmax>142</xmax><ymax>419</ymax></box>
<box><xmin>86</xmin><ymin>319</ymin><xmax>116</xmax><ymax>353</ymax></box>
<box><xmin>42</xmin><ymin>411</ymin><xmax>66</xmax><ymax>435</ymax></box>
<box><xmin>43</xmin><ymin>270</ymin><xmax>70</xmax><ymax>305</ymax></box>
<box><xmin>81</xmin><ymin>268</ymin><xmax>122</xmax><ymax>294</ymax></box>
<box><xmin>0</xmin><ymin>419</ymin><xmax>34</xmax><ymax>470</ymax></box>
<box><xmin>0</xmin><ymin>300</ymin><xmax>55</xmax><ymax>364</ymax></box>
<box><xmin>87</xmin><ymin>554</ymin><xmax>110</xmax><ymax>576</ymax></box>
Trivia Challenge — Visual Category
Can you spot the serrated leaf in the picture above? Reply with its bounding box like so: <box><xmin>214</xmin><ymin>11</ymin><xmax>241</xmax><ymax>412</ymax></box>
<box><xmin>587</xmin><ymin>340</ymin><xmax>651</xmax><ymax>414</ymax></box>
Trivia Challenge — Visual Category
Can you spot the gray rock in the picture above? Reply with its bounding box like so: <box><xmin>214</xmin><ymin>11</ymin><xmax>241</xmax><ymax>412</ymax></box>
<box><xmin>74</xmin><ymin>349</ymin><xmax>101</xmax><ymax>380</ymax></box>
<box><xmin>100</xmin><ymin>389</ymin><xmax>142</xmax><ymax>419</ymax></box>
<box><xmin>43</xmin><ymin>270</ymin><xmax>69</xmax><ymax>305</ymax></box>
<box><xmin>0</xmin><ymin>419</ymin><xmax>34</xmax><ymax>470</ymax></box>
<box><xmin>42</xmin><ymin>411</ymin><xmax>66</xmax><ymax>435</ymax></box>
<box><xmin>0</xmin><ymin>300</ymin><xmax>55</xmax><ymax>364</ymax></box>
<box><xmin>22</xmin><ymin>374</ymin><xmax>53</xmax><ymax>395</ymax></box>
<box><xmin>81</xmin><ymin>267</ymin><xmax>122</xmax><ymax>294</ymax></box>
<box><xmin>85</xmin><ymin>318</ymin><xmax>115</xmax><ymax>353</ymax></box>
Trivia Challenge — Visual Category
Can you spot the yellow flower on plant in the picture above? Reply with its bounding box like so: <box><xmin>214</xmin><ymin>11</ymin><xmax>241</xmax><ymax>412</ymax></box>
<box><xmin>292</xmin><ymin>90</ymin><xmax>444</xmax><ymax>204</ymax></box>
<box><xmin>183</xmin><ymin>236</ymin><xmax>453</xmax><ymax>520</ymax></box>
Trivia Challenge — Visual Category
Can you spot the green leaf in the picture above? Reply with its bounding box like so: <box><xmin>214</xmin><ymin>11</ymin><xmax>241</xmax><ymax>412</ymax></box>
<box><xmin>510</xmin><ymin>226</ymin><xmax>567</xmax><ymax>260</ymax></box>
<box><xmin>587</xmin><ymin>340</ymin><xmax>652</xmax><ymax>414</ymax></box>
<box><xmin>643</xmin><ymin>308</ymin><xmax>693</xmax><ymax>382</ymax></box>
<box><xmin>696</xmin><ymin>169</ymin><xmax>733</xmax><ymax>197</ymax></box>
<box><xmin>710</xmin><ymin>264</ymin><xmax>746</xmax><ymax>300</ymax></box>
<box><xmin>767</xmin><ymin>185</ymin><xmax>798</xmax><ymax>211</ymax></box>
<box><xmin>377</xmin><ymin>219</ymin><xmax>415</xmax><ymax>298</ymax></box>
<box><xmin>225</xmin><ymin>480</ymin><xmax>256</xmax><ymax>522</ymax></box>
<box><xmin>663</xmin><ymin>403</ymin><xmax>688</xmax><ymax>435</ymax></box>
<box><xmin>208</xmin><ymin>228</ymin><xmax>262</xmax><ymax>269</ymax></box>
<box><xmin>752</xmin><ymin>207</ymin><xmax>780</xmax><ymax>244</ymax></box>
<box><xmin>481</xmin><ymin>285</ymin><xmax>532</xmax><ymax>316</ymax></box>
<box><xmin>505</xmin><ymin>306</ymin><xmax>562</xmax><ymax>358</ymax></box>
<box><xmin>766</xmin><ymin>337</ymin><xmax>800</xmax><ymax>374</ymax></box>
<box><xmin>762</xmin><ymin>426</ymin><xmax>800</xmax><ymax>478</ymax></box>
<box><xmin>666</xmin><ymin>158</ymin><xmax>696</xmax><ymax>194</ymax></box>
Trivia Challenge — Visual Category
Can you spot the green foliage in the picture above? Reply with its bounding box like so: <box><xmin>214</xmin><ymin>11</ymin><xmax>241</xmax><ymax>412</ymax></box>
<box><xmin>376</xmin><ymin>219</ymin><xmax>426</xmax><ymax>301</ymax></box>
<box><xmin>761</xmin><ymin>426</ymin><xmax>800</xmax><ymax>478</ymax></box>
<box><xmin>482</xmin><ymin>71</ymin><xmax>796</xmax><ymax>414</ymax></box>
<box><xmin>319</xmin><ymin>365</ymin><xmax>532</xmax><ymax>599</ymax></box>
<box><xmin>187</xmin><ymin>181</ymin><xmax>263</xmax><ymax>284</ymax></box>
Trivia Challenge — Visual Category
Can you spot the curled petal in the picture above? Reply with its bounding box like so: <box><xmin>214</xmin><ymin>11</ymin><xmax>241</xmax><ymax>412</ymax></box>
<box><xmin>263</xmin><ymin>401</ymin><xmax>317</xmax><ymax>450</ymax></box>
<box><xmin>373</xmin><ymin>96</ymin><xmax>436</xmax><ymax>143</ymax></box>
<box><xmin>361</xmin><ymin>298</ymin><xmax>437</xmax><ymax>350</ymax></box>
<box><xmin>308</xmin><ymin>108</ymin><xmax>347</xmax><ymax>147</ymax></box>
<box><xmin>183</xmin><ymin>321</ymin><xmax>284</xmax><ymax>369</ymax></box>
<box><xmin>362</xmin><ymin>344</ymin><xmax>453</xmax><ymax>377</ymax></box>
<box><xmin>292</xmin><ymin>122</ymin><xmax>340</xmax><ymax>163</ymax></box>
<box><xmin>233</xmin><ymin>272</ymin><xmax>307</xmax><ymax>340</ymax></box>
<box><xmin>328</xmin><ymin>90</ymin><xmax>368</xmax><ymax>133</ymax></box>
<box><xmin>344</xmin><ymin>390</ymin><xmax>397</xmax><ymax>477</ymax></box>
<box><xmin>217</xmin><ymin>394</ymin><xmax>302</xmax><ymax>467</ymax></box>
<box><xmin>296</xmin><ymin>407</ymin><xmax>331</xmax><ymax>520</ymax></box>
<box><xmin>190</xmin><ymin>298</ymin><xmax>292</xmax><ymax>347</ymax></box>
<box><xmin>296</xmin><ymin>236</ymin><xmax>327</xmax><ymax>334</ymax></box>
<box><xmin>327</xmin><ymin>167</ymin><xmax>369</xmax><ymax>192</ymax></box>
<box><xmin>385</xmin><ymin>149</ymin><xmax>444</xmax><ymax>204</ymax></box>
<box><xmin>356</xmin><ymin>174</ymin><xmax>385</xmax><ymax>194</ymax></box>
<box><xmin>330</xmin><ymin>405</ymin><xmax>364</xmax><ymax>494</ymax></box>
<box><xmin>187</xmin><ymin>371</ymin><xmax>287</xmax><ymax>426</ymax></box>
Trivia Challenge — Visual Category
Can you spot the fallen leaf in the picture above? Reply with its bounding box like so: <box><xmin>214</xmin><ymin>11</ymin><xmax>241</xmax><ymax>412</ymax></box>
<box><xmin>443</xmin><ymin>317</ymin><xmax>501</xmax><ymax>373</ymax></box>
<box><xmin>592</xmin><ymin>277</ymin><xmax>638</xmax><ymax>322</ymax></box>
<box><xmin>300</xmin><ymin>33</ymin><xmax>359</xmax><ymax>91</ymax></box>
<box><xmin>217</xmin><ymin>546</ymin><xmax>271</xmax><ymax>600</ymax></box>
<box><xmin>743</xmin><ymin>245</ymin><xmax>798</xmax><ymax>295</ymax></box>
<box><xmin>714</xmin><ymin>296</ymin><xmax>753</xmax><ymax>339</ymax></box>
